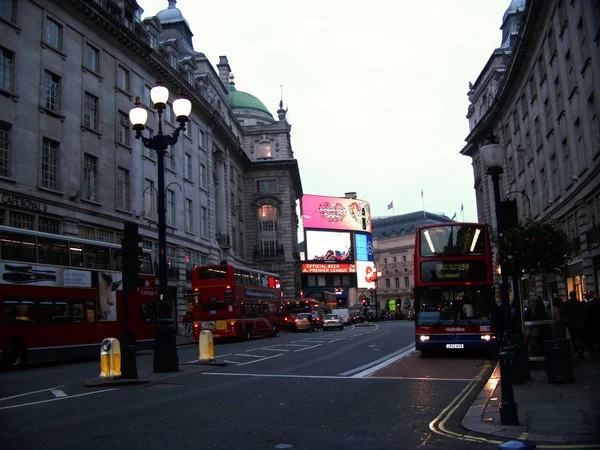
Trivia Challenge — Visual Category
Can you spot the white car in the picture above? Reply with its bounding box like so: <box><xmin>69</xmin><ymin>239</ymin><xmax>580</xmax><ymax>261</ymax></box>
<box><xmin>322</xmin><ymin>314</ymin><xmax>344</xmax><ymax>330</ymax></box>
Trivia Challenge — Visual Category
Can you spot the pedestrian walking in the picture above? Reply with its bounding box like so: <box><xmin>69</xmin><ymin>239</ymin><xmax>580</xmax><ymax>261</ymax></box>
<box><xmin>561</xmin><ymin>290</ymin><xmax>586</xmax><ymax>358</ymax></box>
<box><xmin>584</xmin><ymin>291</ymin><xmax>600</xmax><ymax>355</ymax></box>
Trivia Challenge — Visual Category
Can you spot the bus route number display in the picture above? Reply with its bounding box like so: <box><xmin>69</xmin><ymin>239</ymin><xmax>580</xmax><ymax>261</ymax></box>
<box><xmin>420</xmin><ymin>260</ymin><xmax>487</xmax><ymax>283</ymax></box>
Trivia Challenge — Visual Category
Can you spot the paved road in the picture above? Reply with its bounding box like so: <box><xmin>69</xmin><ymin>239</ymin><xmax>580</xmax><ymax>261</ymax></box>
<box><xmin>0</xmin><ymin>322</ymin><xmax>498</xmax><ymax>450</ymax></box>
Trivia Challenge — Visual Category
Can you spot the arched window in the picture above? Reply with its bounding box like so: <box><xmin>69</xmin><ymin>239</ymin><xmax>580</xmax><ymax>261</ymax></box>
<box><xmin>258</xmin><ymin>141</ymin><xmax>272</xmax><ymax>158</ymax></box>
<box><xmin>258</xmin><ymin>204</ymin><xmax>278</xmax><ymax>257</ymax></box>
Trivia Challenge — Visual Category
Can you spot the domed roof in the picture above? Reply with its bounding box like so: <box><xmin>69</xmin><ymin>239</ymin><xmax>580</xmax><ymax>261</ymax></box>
<box><xmin>229</xmin><ymin>84</ymin><xmax>272</xmax><ymax>116</ymax></box>
<box><xmin>156</xmin><ymin>1</ymin><xmax>190</xmax><ymax>28</ymax></box>
<box><xmin>502</xmin><ymin>0</ymin><xmax>526</xmax><ymax>24</ymax></box>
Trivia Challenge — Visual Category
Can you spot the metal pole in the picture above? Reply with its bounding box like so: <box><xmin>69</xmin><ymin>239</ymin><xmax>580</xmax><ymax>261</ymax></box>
<box><xmin>152</xmin><ymin>106</ymin><xmax>178</xmax><ymax>373</ymax></box>
<box><xmin>488</xmin><ymin>166</ymin><xmax>518</xmax><ymax>425</ymax></box>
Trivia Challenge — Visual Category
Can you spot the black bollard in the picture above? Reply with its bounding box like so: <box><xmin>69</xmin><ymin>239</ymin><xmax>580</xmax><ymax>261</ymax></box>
<box><xmin>120</xmin><ymin>333</ymin><xmax>138</xmax><ymax>379</ymax></box>
<box><xmin>499</xmin><ymin>351</ymin><xmax>519</xmax><ymax>425</ymax></box>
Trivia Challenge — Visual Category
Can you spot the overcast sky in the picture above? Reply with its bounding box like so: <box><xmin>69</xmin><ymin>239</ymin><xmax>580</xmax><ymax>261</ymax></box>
<box><xmin>139</xmin><ymin>0</ymin><xmax>511</xmax><ymax>222</ymax></box>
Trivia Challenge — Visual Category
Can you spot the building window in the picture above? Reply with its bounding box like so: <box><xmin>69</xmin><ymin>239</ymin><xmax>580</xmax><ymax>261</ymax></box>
<box><xmin>41</xmin><ymin>137</ymin><xmax>59</xmax><ymax>190</ymax></box>
<box><xmin>78</xmin><ymin>225</ymin><xmax>95</xmax><ymax>240</ymax></box>
<box><xmin>199</xmin><ymin>163</ymin><xmax>207</xmax><ymax>189</ymax></box>
<box><xmin>258</xmin><ymin>141</ymin><xmax>272</xmax><ymax>158</ymax></box>
<box><xmin>84</xmin><ymin>43</ymin><xmax>99</xmax><ymax>72</ymax></box>
<box><xmin>404</xmin><ymin>277</ymin><xmax>410</xmax><ymax>288</ymax></box>
<box><xmin>166</xmin><ymin>146</ymin><xmax>175</xmax><ymax>171</ymax></box>
<box><xmin>38</xmin><ymin>217</ymin><xmax>60</xmax><ymax>234</ymax></box>
<box><xmin>385</xmin><ymin>279</ymin><xmax>391</xmax><ymax>289</ymax></box>
<box><xmin>9</xmin><ymin>211</ymin><xmax>34</xmax><ymax>230</ymax></box>
<box><xmin>403</xmin><ymin>255</ymin><xmax>407</xmax><ymax>261</ymax></box>
<box><xmin>164</xmin><ymin>103</ymin><xmax>172</xmax><ymax>123</ymax></box>
<box><xmin>258</xmin><ymin>204</ymin><xmax>278</xmax><ymax>257</ymax></box>
<box><xmin>84</xmin><ymin>92</ymin><xmax>99</xmax><ymax>130</ymax></box>
<box><xmin>0</xmin><ymin>0</ymin><xmax>16</xmax><ymax>23</ymax></box>
<box><xmin>44</xmin><ymin>17</ymin><xmax>62</xmax><ymax>50</ymax></box>
<box><xmin>117</xmin><ymin>167</ymin><xmax>129</xmax><ymax>211</ymax></box>
<box><xmin>198</xmin><ymin>129</ymin><xmax>206</xmax><ymax>149</ymax></box>
<box><xmin>201</xmin><ymin>206</ymin><xmax>208</xmax><ymax>238</ymax></box>
<box><xmin>118</xmin><ymin>111</ymin><xmax>130</xmax><ymax>146</ymax></box>
<box><xmin>143</xmin><ymin>84</ymin><xmax>151</xmax><ymax>107</ymax></box>
<box><xmin>184</xmin><ymin>153</ymin><xmax>192</xmax><ymax>180</ymax></box>
<box><xmin>0</xmin><ymin>121</ymin><xmax>10</xmax><ymax>177</ymax></box>
<box><xmin>0</xmin><ymin>46</ymin><xmax>14</xmax><ymax>92</ymax></box>
<box><xmin>83</xmin><ymin>154</ymin><xmax>98</xmax><ymax>202</ymax></box>
<box><xmin>97</xmin><ymin>229</ymin><xmax>113</xmax><ymax>243</ymax></box>
<box><xmin>394</xmin><ymin>277</ymin><xmax>400</xmax><ymax>289</ymax></box>
<box><xmin>144</xmin><ymin>179</ymin><xmax>155</xmax><ymax>219</ymax></box>
<box><xmin>256</xmin><ymin>179</ymin><xmax>278</xmax><ymax>194</ymax></box>
<box><xmin>43</xmin><ymin>70</ymin><xmax>61</xmax><ymax>112</ymax></box>
<box><xmin>185</xmin><ymin>198</ymin><xmax>193</xmax><ymax>232</ymax></box>
<box><xmin>166</xmin><ymin>189</ymin><xmax>175</xmax><ymax>227</ymax></box>
<box><xmin>117</xmin><ymin>65</ymin><xmax>129</xmax><ymax>91</ymax></box>
<box><xmin>145</xmin><ymin>127</ymin><xmax>156</xmax><ymax>159</ymax></box>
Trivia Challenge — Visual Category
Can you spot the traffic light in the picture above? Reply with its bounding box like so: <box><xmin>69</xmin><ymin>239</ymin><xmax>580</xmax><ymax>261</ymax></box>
<box><xmin>122</xmin><ymin>222</ymin><xmax>145</xmax><ymax>292</ymax></box>
<box><xmin>396</xmin><ymin>295</ymin><xmax>400</xmax><ymax>308</ymax></box>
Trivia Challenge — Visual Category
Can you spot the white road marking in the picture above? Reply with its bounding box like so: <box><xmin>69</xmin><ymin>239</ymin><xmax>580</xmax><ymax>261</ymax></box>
<box><xmin>287</xmin><ymin>343</ymin><xmax>314</xmax><ymax>347</ymax></box>
<box><xmin>293</xmin><ymin>344</ymin><xmax>322</xmax><ymax>352</ymax></box>
<box><xmin>235</xmin><ymin>353</ymin><xmax>266</xmax><ymax>358</ymax></box>
<box><xmin>351</xmin><ymin>347</ymin><xmax>416</xmax><ymax>378</ymax></box>
<box><xmin>328</xmin><ymin>338</ymin><xmax>344</xmax><ymax>343</ymax></box>
<box><xmin>202</xmin><ymin>372</ymin><xmax>476</xmax><ymax>381</ymax></box>
<box><xmin>236</xmin><ymin>353</ymin><xmax>283</xmax><ymax>366</ymax></box>
<box><xmin>339</xmin><ymin>343</ymin><xmax>415</xmax><ymax>376</ymax></box>
<box><xmin>0</xmin><ymin>389</ymin><xmax>118</xmax><ymax>410</ymax></box>
<box><xmin>223</xmin><ymin>360</ymin><xmax>241</xmax><ymax>364</ymax></box>
<box><xmin>0</xmin><ymin>385</ymin><xmax>66</xmax><ymax>402</ymax></box>
<box><xmin>51</xmin><ymin>389</ymin><xmax>67</xmax><ymax>398</ymax></box>
<box><xmin>257</xmin><ymin>347</ymin><xmax>291</xmax><ymax>352</ymax></box>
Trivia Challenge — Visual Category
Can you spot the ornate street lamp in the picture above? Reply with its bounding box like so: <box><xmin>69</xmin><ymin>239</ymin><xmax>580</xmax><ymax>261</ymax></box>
<box><xmin>480</xmin><ymin>135</ymin><xmax>519</xmax><ymax>425</ymax></box>
<box><xmin>129</xmin><ymin>82</ymin><xmax>192</xmax><ymax>373</ymax></box>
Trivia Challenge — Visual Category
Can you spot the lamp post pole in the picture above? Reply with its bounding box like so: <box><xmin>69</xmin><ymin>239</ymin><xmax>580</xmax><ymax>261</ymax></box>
<box><xmin>481</xmin><ymin>138</ymin><xmax>519</xmax><ymax>425</ymax></box>
<box><xmin>129</xmin><ymin>83</ymin><xmax>192</xmax><ymax>373</ymax></box>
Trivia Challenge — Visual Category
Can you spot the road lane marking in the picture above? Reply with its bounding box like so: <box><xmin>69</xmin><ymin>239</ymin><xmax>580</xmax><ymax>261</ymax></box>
<box><xmin>0</xmin><ymin>385</ymin><xmax>66</xmax><ymax>402</ymax></box>
<box><xmin>223</xmin><ymin>360</ymin><xmax>241</xmax><ymax>364</ymax></box>
<box><xmin>0</xmin><ymin>389</ymin><xmax>117</xmax><ymax>410</ymax></box>
<box><xmin>257</xmin><ymin>348</ymin><xmax>291</xmax><ymax>352</ymax></box>
<box><xmin>339</xmin><ymin>343</ymin><xmax>415</xmax><ymax>377</ymax></box>
<box><xmin>367</xmin><ymin>376</ymin><xmax>482</xmax><ymax>381</ymax></box>
<box><xmin>204</xmin><ymin>372</ymin><xmax>346</xmax><ymax>379</ymax></box>
<box><xmin>328</xmin><ymin>338</ymin><xmax>344</xmax><ymax>343</ymax></box>
<box><xmin>293</xmin><ymin>344</ymin><xmax>322</xmax><ymax>352</ymax></box>
<box><xmin>51</xmin><ymin>389</ymin><xmax>67</xmax><ymax>398</ymax></box>
<box><xmin>236</xmin><ymin>353</ymin><xmax>283</xmax><ymax>366</ymax></box>
<box><xmin>235</xmin><ymin>353</ymin><xmax>266</xmax><ymax>358</ymax></box>
<box><xmin>351</xmin><ymin>346</ymin><xmax>415</xmax><ymax>378</ymax></box>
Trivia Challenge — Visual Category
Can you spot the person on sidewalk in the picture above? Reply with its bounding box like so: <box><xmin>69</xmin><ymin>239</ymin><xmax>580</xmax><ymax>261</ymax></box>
<box><xmin>584</xmin><ymin>291</ymin><xmax>600</xmax><ymax>355</ymax></box>
<box><xmin>562</xmin><ymin>290</ymin><xmax>586</xmax><ymax>358</ymax></box>
<box><xmin>551</xmin><ymin>296</ymin><xmax>565</xmax><ymax>338</ymax></box>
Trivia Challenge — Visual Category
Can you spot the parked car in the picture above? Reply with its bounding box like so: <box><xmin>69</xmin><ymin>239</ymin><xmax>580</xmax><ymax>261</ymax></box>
<box><xmin>349</xmin><ymin>310</ymin><xmax>364</xmax><ymax>324</ymax></box>
<box><xmin>294</xmin><ymin>312</ymin><xmax>315</xmax><ymax>331</ymax></box>
<box><xmin>322</xmin><ymin>314</ymin><xmax>344</xmax><ymax>330</ymax></box>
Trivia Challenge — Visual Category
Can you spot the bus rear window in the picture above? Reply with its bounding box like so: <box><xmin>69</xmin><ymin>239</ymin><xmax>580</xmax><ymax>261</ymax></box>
<box><xmin>197</xmin><ymin>267</ymin><xmax>227</xmax><ymax>280</ymax></box>
<box><xmin>420</xmin><ymin>225</ymin><xmax>486</xmax><ymax>257</ymax></box>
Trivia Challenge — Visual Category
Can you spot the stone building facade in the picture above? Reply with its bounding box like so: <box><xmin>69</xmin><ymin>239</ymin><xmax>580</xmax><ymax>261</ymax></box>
<box><xmin>0</xmin><ymin>0</ymin><xmax>302</xmax><ymax>325</ymax></box>
<box><xmin>461</xmin><ymin>0</ymin><xmax>600</xmax><ymax>301</ymax></box>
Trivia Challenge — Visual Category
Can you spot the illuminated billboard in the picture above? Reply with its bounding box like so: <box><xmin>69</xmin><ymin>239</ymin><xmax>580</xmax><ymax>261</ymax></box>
<box><xmin>301</xmin><ymin>264</ymin><xmax>356</xmax><ymax>273</ymax></box>
<box><xmin>302</xmin><ymin>194</ymin><xmax>371</xmax><ymax>233</ymax></box>
<box><xmin>355</xmin><ymin>233</ymin><xmax>374</xmax><ymax>262</ymax></box>
<box><xmin>356</xmin><ymin>261</ymin><xmax>376</xmax><ymax>289</ymax></box>
<box><xmin>306</xmin><ymin>230</ymin><xmax>352</xmax><ymax>262</ymax></box>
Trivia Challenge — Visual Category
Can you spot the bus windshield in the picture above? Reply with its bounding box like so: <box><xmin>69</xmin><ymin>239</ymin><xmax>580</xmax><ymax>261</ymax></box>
<box><xmin>415</xmin><ymin>286</ymin><xmax>493</xmax><ymax>325</ymax></box>
<box><xmin>286</xmin><ymin>301</ymin><xmax>310</xmax><ymax>313</ymax></box>
<box><xmin>419</xmin><ymin>224</ymin><xmax>486</xmax><ymax>257</ymax></box>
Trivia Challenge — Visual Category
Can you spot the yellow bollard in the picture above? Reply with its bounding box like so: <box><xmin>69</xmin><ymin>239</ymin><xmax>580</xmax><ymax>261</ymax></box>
<box><xmin>99</xmin><ymin>338</ymin><xmax>122</xmax><ymax>378</ymax></box>
<box><xmin>199</xmin><ymin>330</ymin><xmax>214</xmax><ymax>361</ymax></box>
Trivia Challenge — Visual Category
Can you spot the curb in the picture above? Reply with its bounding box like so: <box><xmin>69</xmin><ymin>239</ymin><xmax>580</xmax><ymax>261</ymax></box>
<box><xmin>84</xmin><ymin>378</ymin><xmax>151</xmax><ymax>387</ymax></box>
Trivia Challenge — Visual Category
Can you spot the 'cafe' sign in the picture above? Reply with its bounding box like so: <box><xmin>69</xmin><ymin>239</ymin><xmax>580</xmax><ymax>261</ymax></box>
<box><xmin>1</xmin><ymin>194</ymin><xmax>48</xmax><ymax>213</ymax></box>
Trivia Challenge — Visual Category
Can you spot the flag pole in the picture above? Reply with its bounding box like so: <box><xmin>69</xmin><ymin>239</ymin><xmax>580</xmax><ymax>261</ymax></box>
<box><xmin>421</xmin><ymin>189</ymin><xmax>425</xmax><ymax>218</ymax></box>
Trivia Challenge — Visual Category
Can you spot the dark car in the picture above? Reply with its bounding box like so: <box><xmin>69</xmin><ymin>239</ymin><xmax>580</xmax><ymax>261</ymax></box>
<box><xmin>349</xmin><ymin>310</ymin><xmax>364</xmax><ymax>324</ymax></box>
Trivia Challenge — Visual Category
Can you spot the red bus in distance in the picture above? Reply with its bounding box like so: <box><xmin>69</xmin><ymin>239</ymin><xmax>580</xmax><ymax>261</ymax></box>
<box><xmin>0</xmin><ymin>225</ymin><xmax>158</xmax><ymax>370</ymax></box>
<box><xmin>192</xmin><ymin>264</ymin><xmax>284</xmax><ymax>340</ymax></box>
<box><xmin>283</xmin><ymin>298</ymin><xmax>328</xmax><ymax>330</ymax></box>
<box><xmin>413</xmin><ymin>222</ymin><xmax>498</xmax><ymax>356</ymax></box>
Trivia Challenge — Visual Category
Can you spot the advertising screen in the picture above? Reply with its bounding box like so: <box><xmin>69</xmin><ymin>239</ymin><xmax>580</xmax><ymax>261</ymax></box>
<box><xmin>356</xmin><ymin>261</ymin><xmax>376</xmax><ymax>289</ymax></box>
<box><xmin>306</xmin><ymin>230</ymin><xmax>352</xmax><ymax>262</ymax></box>
<box><xmin>301</xmin><ymin>264</ymin><xmax>356</xmax><ymax>273</ymax></box>
<box><xmin>355</xmin><ymin>233</ymin><xmax>374</xmax><ymax>262</ymax></box>
<box><xmin>302</xmin><ymin>194</ymin><xmax>371</xmax><ymax>233</ymax></box>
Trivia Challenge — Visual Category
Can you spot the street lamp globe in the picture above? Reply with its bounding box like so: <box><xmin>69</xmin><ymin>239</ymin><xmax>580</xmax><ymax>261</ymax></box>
<box><xmin>480</xmin><ymin>140</ymin><xmax>505</xmax><ymax>170</ymax></box>
<box><xmin>150</xmin><ymin>84</ymin><xmax>169</xmax><ymax>107</ymax></box>
<box><xmin>173</xmin><ymin>97</ymin><xmax>192</xmax><ymax>121</ymax></box>
<box><xmin>128</xmin><ymin>99</ymin><xmax>148</xmax><ymax>132</ymax></box>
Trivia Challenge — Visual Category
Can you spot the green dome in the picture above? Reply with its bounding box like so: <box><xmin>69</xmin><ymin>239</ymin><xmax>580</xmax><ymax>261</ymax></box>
<box><xmin>229</xmin><ymin>84</ymin><xmax>271</xmax><ymax>116</ymax></box>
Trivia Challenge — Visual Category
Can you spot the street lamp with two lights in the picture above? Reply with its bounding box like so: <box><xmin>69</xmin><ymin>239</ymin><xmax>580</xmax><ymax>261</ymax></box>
<box><xmin>129</xmin><ymin>83</ymin><xmax>192</xmax><ymax>373</ymax></box>
<box><xmin>480</xmin><ymin>136</ymin><xmax>519</xmax><ymax>425</ymax></box>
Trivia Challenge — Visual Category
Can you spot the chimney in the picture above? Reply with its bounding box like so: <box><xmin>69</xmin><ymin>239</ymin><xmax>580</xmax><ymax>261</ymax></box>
<box><xmin>217</xmin><ymin>56</ymin><xmax>231</xmax><ymax>90</ymax></box>
<box><xmin>344</xmin><ymin>192</ymin><xmax>357</xmax><ymax>199</ymax></box>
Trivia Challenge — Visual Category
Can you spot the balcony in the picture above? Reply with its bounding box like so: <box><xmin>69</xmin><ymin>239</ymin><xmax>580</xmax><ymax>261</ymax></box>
<box><xmin>254</xmin><ymin>245</ymin><xmax>284</xmax><ymax>259</ymax></box>
<box><xmin>216</xmin><ymin>233</ymin><xmax>231</xmax><ymax>249</ymax></box>
<box><xmin>586</xmin><ymin>225</ymin><xmax>600</xmax><ymax>251</ymax></box>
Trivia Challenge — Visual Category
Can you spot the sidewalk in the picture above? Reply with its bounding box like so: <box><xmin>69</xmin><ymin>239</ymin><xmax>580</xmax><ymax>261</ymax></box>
<box><xmin>463</xmin><ymin>351</ymin><xmax>600</xmax><ymax>446</ymax></box>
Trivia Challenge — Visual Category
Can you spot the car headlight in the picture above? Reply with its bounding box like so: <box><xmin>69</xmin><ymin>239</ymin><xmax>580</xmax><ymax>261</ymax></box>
<box><xmin>419</xmin><ymin>335</ymin><xmax>430</xmax><ymax>341</ymax></box>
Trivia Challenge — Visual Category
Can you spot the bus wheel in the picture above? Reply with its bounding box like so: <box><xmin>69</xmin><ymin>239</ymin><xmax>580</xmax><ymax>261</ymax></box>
<box><xmin>3</xmin><ymin>339</ymin><xmax>27</xmax><ymax>370</ymax></box>
<box><xmin>245</xmin><ymin>327</ymin><xmax>252</xmax><ymax>341</ymax></box>
<box><xmin>271</xmin><ymin>325</ymin><xmax>278</xmax><ymax>337</ymax></box>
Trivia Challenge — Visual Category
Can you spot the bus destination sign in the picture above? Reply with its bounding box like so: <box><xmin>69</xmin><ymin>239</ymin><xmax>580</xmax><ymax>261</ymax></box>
<box><xmin>420</xmin><ymin>260</ymin><xmax>488</xmax><ymax>283</ymax></box>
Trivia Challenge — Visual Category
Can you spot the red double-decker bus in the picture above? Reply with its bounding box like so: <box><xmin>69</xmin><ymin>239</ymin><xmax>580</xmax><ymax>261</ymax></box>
<box><xmin>0</xmin><ymin>225</ymin><xmax>158</xmax><ymax>370</ymax></box>
<box><xmin>192</xmin><ymin>264</ymin><xmax>283</xmax><ymax>340</ymax></box>
<box><xmin>283</xmin><ymin>298</ymin><xmax>328</xmax><ymax>330</ymax></box>
<box><xmin>413</xmin><ymin>222</ymin><xmax>498</xmax><ymax>356</ymax></box>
